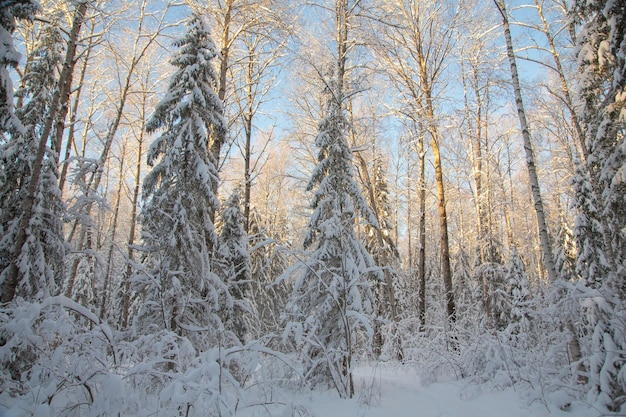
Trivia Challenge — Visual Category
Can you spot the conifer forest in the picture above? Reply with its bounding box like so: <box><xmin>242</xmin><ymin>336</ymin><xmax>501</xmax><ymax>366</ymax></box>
<box><xmin>0</xmin><ymin>0</ymin><xmax>624</xmax><ymax>415</ymax></box>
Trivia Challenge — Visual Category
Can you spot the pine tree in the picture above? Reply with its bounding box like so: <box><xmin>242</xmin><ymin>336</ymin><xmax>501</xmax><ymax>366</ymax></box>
<box><xmin>0</xmin><ymin>15</ymin><xmax>65</xmax><ymax>301</ymax></box>
<box><xmin>134</xmin><ymin>13</ymin><xmax>230</xmax><ymax>350</ymax></box>
<box><xmin>574</xmin><ymin>0</ymin><xmax>625</xmax><ymax>410</ymax></box>
<box><xmin>283</xmin><ymin>67</ymin><xmax>378</xmax><ymax>399</ymax></box>
<box><xmin>217</xmin><ymin>188</ymin><xmax>251</xmax><ymax>343</ymax></box>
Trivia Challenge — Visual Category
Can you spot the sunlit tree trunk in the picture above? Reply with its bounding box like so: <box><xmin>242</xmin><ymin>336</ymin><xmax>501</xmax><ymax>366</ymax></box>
<box><xmin>417</xmin><ymin>130</ymin><xmax>427</xmax><ymax>330</ymax></box>
<box><xmin>374</xmin><ymin>0</ymin><xmax>458</xmax><ymax>327</ymax></box>
<box><xmin>495</xmin><ymin>0</ymin><xmax>558</xmax><ymax>283</ymax></box>
<box><xmin>58</xmin><ymin>19</ymin><xmax>95</xmax><ymax>194</ymax></box>
<box><xmin>99</xmin><ymin>144</ymin><xmax>126</xmax><ymax>320</ymax></box>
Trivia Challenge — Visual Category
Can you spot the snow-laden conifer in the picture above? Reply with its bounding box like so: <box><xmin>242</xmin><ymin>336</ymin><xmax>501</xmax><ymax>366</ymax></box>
<box><xmin>0</xmin><ymin>2</ymin><xmax>38</xmax><ymax>136</ymax></box>
<box><xmin>0</xmin><ymin>16</ymin><xmax>65</xmax><ymax>300</ymax></box>
<box><xmin>554</xmin><ymin>214</ymin><xmax>577</xmax><ymax>281</ymax></box>
<box><xmin>505</xmin><ymin>247</ymin><xmax>531</xmax><ymax>336</ymax></box>
<box><xmin>247</xmin><ymin>207</ymin><xmax>291</xmax><ymax>339</ymax></box>
<box><xmin>135</xmin><ymin>13</ymin><xmax>230</xmax><ymax>350</ymax></box>
<box><xmin>573</xmin><ymin>0</ymin><xmax>625</xmax><ymax>410</ymax></box>
<box><xmin>217</xmin><ymin>188</ymin><xmax>251</xmax><ymax>343</ymax></box>
<box><xmin>283</xmin><ymin>68</ymin><xmax>378</xmax><ymax>399</ymax></box>
<box><xmin>453</xmin><ymin>247</ymin><xmax>482</xmax><ymax>330</ymax></box>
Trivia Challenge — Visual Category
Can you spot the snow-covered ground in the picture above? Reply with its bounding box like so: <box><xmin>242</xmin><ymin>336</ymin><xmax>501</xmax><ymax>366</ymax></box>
<box><xmin>296</xmin><ymin>365</ymin><xmax>599</xmax><ymax>417</ymax></box>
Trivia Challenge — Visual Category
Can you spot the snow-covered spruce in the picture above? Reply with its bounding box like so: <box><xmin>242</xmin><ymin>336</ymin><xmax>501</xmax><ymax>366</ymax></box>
<box><xmin>574</xmin><ymin>0</ymin><xmax>626</xmax><ymax>411</ymax></box>
<box><xmin>133</xmin><ymin>13</ymin><xmax>231</xmax><ymax>350</ymax></box>
<box><xmin>216</xmin><ymin>188</ymin><xmax>252</xmax><ymax>344</ymax></box>
<box><xmin>283</xmin><ymin>67</ymin><xmax>380</xmax><ymax>399</ymax></box>
<box><xmin>0</xmin><ymin>4</ymin><xmax>65</xmax><ymax>302</ymax></box>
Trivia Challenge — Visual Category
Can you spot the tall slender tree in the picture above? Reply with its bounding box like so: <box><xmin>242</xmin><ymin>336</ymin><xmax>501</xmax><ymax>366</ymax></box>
<box><xmin>373</xmin><ymin>0</ymin><xmax>459</xmax><ymax>327</ymax></box>
<box><xmin>283</xmin><ymin>0</ymin><xmax>378</xmax><ymax>399</ymax></box>
<box><xmin>64</xmin><ymin>1</ymin><xmax>176</xmax><ymax>297</ymax></box>
<box><xmin>134</xmin><ymin>13</ymin><xmax>230</xmax><ymax>349</ymax></box>
<box><xmin>284</xmin><ymin>65</ymin><xmax>378</xmax><ymax>397</ymax></box>
<box><xmin>494</xmin><ymin>0</ymin><xmax>558</xmax><ymax>283</ymax></box>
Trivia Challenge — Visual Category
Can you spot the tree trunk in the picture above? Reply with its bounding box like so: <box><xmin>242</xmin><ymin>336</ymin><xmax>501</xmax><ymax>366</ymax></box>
<box><xmin>211</xmin><ymin>0</ymin><xmax>232</xmax><ymax>172</ymax></box>
<box><xmin>121</xmin><ymin>81</ymin><xmax>149</xmax><ymax>328</ymax></box>
<box><xmin>99</xmin><ymin>146</ymin><xmax>125</xmax><ymax>320</ymax></box>
<box><xmin>59</xmin><ymin>20</ymin><xmax>95</xmax><ymax>194</ymax></box>
<box><xmin>66</xmin><ymin>1</ymin><xmax>164</xmax><ymax>293</ymax></box>
<box><xmin>495</xmin><ymin>0</ymin><xmax>557</xmax><ymax>283</ymax></box>
<box><xmin>354</xmin><ymin>151</ymin><xmax>399</xmax><ymax>323</ymax></box>
<box><xmin>417</xmin><ymin>133</ymin><xmax>427</xmax><ymax>330</ymax></box>
<box><xmin>430</xmin><ymin>124</ymin><xmax>456</xmax><ymax>324</ymax></box>
<box><xmin>243</xmin><ymin>53</ymin><xmax>253</xmax><ymax>233</ymax></box>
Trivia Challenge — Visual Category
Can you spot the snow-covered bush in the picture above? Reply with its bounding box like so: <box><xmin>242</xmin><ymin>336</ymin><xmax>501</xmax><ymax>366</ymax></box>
<box><xmin>0</xmin><ymin>294</ymin><xmax>308</xmax><ymax>417</ymax></box>
<box><xmin>0</xmin><ymin>297</ymin><xmax>122</xmax><ymax>416</ymax></box>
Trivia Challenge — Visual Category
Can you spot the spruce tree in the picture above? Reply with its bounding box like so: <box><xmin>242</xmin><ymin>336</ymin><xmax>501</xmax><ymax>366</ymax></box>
<box><xmin>217</xmin><ymin>188</ymin><xmax>251</xmax><ymax>343</ymax></box>
<box><xmin>574</xmin><ymin>0</ymin><xmax>625</xmax><ymax>410</ymax></box>
<box><xmin>0</xmin><ymin>1</ymin><xmax>38</xmax><ymax>136</ymax></box>
<box><xmin>554</xmin><ymin>214</ymin><xmax>577</xmax><ymax>281</ymax></box>
<box><xmin>361</xmin><ymin>158</ymin><xmax>400</xmax><ymax>355</ymax></box>
<box><xmin>247</xmin><ymin>207</ymin><xmax>290</xmax><ymax>338</ymax></box>
<box><xmin>283</xmin><ymin>68</ymin><xmax>378</xmax><ymax>399</ymax></box>
<box><xmin>453</xmin><ymin>247</ymin><xmax>482</xmax><ymax>329</ymax></box>
<box><xmin>0</xmin><ymin>15</ymin><xmax>65</xmax><ymax>301</ymax></box>
<box><xmin>135</xmin><ymin>14</ymin><xmax>229</xmax><ymax>349</ymax></box>
<box><xmin>505</xmin><ymin>247</ymin><xmax>531</xmax><ymax>335</ymax></box>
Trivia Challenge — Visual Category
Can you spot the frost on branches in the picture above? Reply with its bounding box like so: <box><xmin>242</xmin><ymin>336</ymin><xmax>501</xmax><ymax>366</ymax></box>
<box><xmin>283</xmin><ymin>68</ymin><xmax>379</xmax><ymax>399</ymax></box>
<box><xmin>134</xmin><ymin>13</ymin><xmax>232</xmax><ymax>350</ymax></box>
<box><xmin>574</xmin><ymin>0</ymin><xmax>625</xmax><ymax>410</ymax></box>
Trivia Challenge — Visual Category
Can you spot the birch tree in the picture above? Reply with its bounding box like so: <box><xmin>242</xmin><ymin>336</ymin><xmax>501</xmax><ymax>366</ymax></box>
<box><xmin>64</xmin><ymin>0</ymin><xmax>177</xmax><ymax>297</ymax></box>
<box><xmin>494</xmin><ymin>0</ymin><xmax>558</xmax><ymax>283</ymax></box>
<box><xmin>373</xmin><ymin>0</ymin><xmax>459</xmax><ymax>327</ymax></box>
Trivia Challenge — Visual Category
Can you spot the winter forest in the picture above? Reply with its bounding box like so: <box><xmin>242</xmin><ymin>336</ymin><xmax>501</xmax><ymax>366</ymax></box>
<box><xmin>0</xmin><ymin>0</ymin><xmax>624</xmax><ymax>415</ymax></box>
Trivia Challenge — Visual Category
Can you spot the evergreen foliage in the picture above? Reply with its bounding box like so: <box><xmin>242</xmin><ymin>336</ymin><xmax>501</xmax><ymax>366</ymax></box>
<box><xmin>134</xmin><ymin>13</ymin><xmax>230</xmax><ymax>349</ymax></box>
<box><xmin>247</xmin><ymin>207</ymin><xmax>291</xmax><ymax>339</ymax></box>
<box><xmin>554</xmin><ymin>214</ymin><xmax>577</xmax><ymax>281</ymax></box>
<box><xmin>505</xmin><ymin>247</ymin><xmax>531</xmax><ymax>335</ymax></box>
<box><xmin>217</xmin><ymin>188</ymin><xmax>252</xmax><ymax>343</ymax></box>
<box><xmin>453</xmin><ymin>247</ymin><xmax>482</xmax><ymax>329</ymax></box>
<box><xmin>574</xmin><ymin>0</ymin><xmax>626</xmax><ymax>409</ymax></box>
<box><xmin>0</xmin><ymin>14</ymin><xmax>64</xmax><ymax>301</ymax></box>
<box><xmin>2</xmin><ymin>1</ymin><xmax>626</xmax><ymax>414</ymax></box>
<box><xmin>283</xmin><ymin>67</ymin><xmax>378</xmax><ymax>398</ymax></box>
<box><xmin>0</xmin><ymin>1</ymin><xmax>38</xmax><ymax>136</ymax></box>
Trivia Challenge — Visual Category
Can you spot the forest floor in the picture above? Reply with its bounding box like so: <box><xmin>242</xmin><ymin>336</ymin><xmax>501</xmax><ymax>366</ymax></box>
<box><xmin>289</xmin><ymin>364</ymin><xmax>601</xmax><ymax>417</ymax></box>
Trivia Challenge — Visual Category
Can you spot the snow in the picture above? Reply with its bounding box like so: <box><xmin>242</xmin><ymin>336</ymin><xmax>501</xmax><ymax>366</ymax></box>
<box><xmin>294</xmin><ymin>364</ymin><xmax>598</xmax><ymax>417</ymax></box>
